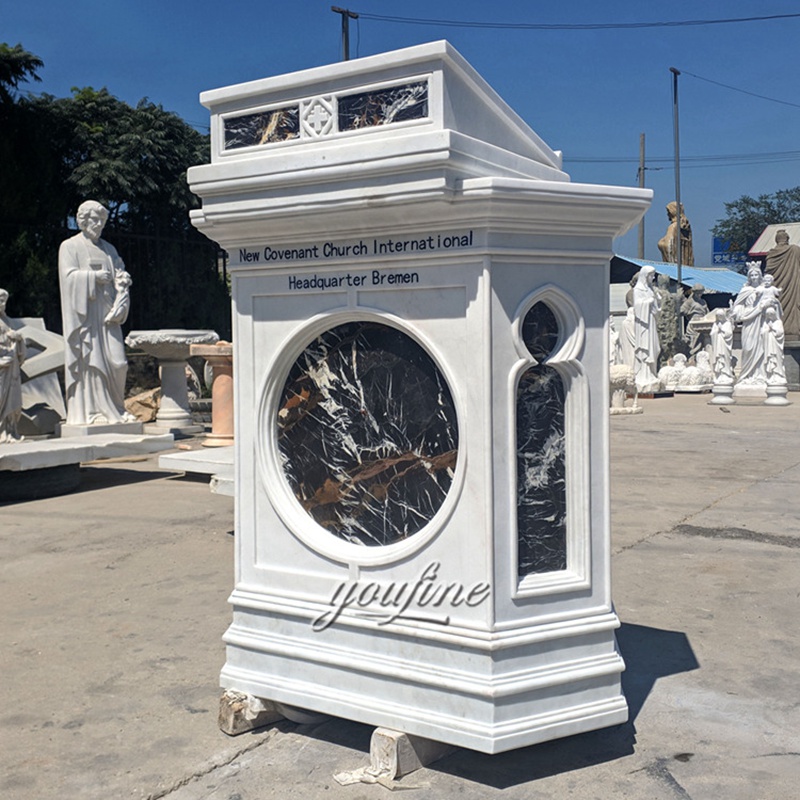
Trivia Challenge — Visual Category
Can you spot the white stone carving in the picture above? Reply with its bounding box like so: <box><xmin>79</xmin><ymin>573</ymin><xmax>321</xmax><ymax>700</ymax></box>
<box><xmin>732</xmin><ymin>265</ymin><xmax>767</xmax><ymax>389</ymax></box>
<box><xmin>609</xmin><ymin>363</ymin><xmax>641</xmax><ymax>415</ymax></box>
<box><xmin>0</xmin><ymin>289</ymin><xmax>26</xmax><ymax>443</ymax></box>
<box><xmin>632</xmin><ymin>265</ymin><xmax>662</xmax><ymax>393</ymax></box>
<box><xmin>762</xmin><ymin>306</ymin><xmax>790</xmax><ymax>405</ymax></box>
<box><xmin>658</xmin><ymin>352</ymin><xmax>687</xmax><ymax>391</ymax></box>
<box><xmin>618</xmin><ymin>307</ymin><xmax>636</xmax><ymax>370</ymax></box>
<box><xmin>125</xmin><ymin>329</ymin><xmax>219</xmax><ymax>433</ymax></box>
<box><xmin>709</xmin><ymin>308</ymin><xmax>735</xmax><ymax>405</ymax></box>
<box><xmin>675</xmin><ymin>351</ymin><xmax>713</xmax><ymax>392</ymax></box>
<box><xmin>58</xmin><ymin>201</ymin><xmax>137</xmax><ymax>428</ymax></box>
<box><xmin>301</xmin><ymin>96</ymin><xmax>335</xmax><ymax>137</ymax></box>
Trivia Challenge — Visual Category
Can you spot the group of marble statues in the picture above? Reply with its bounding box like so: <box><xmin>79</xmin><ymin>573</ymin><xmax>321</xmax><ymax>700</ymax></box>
<box><xmin>611</xmin><ymin>243</ymin><xmax>793</xmax><ymax>405</ymax></box>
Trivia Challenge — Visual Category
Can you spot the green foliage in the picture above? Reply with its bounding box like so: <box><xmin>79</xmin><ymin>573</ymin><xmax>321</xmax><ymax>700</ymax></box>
<box><xmin>0</xmin><ymin>45</ymin><xmax>230</xmax><ymax>338</ymax></box>
<box><xmin>0</xmin><ymin>43</ymin><xmax>43</xmax><ymax>105</ymax></box>
<box><xmin>712</xmin><ymin>187</ymin><xmax>800</xmax><ymax>254</ymax></box>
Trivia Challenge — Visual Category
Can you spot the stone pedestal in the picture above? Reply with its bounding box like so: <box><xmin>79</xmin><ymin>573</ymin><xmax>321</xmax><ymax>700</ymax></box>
<box><xmin>733</xmin><ymin>383</ymin><xmax>768</xmax><ymax>405</ymax></box>
<box><xmin>765</xmin><ymin>385</ymin><xmax>791</xmax><ymax>406</ymax></box>
<box><xmin>191</xmin><ymin>342</ymin><xmax>234</xmax><ymax>447</ymax></box>
<box><xmin>126</xmin><ymin>330</ymin><xmax>218</xmax><ymax>435</ymax></box>
<box><xmin>188</xmin><ymin>42</ymin><xmax>650</xmax><ymax>754</ymax></box>
<box><xmin>783</xmin><ymin>341</ymin><xmax>800</xmax><ymax>391</ymax></box>
<box><xmin>709</xmin><ymin>384</ymin><xmax>735</xmax><ymax>405</ymax></box>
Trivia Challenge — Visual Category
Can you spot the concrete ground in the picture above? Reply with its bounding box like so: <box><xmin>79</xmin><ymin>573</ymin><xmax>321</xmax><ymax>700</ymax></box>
<box><xmin>1</xmin><ymin>394</ymin><xmax>798</xmax><ymax>799</ymax></box>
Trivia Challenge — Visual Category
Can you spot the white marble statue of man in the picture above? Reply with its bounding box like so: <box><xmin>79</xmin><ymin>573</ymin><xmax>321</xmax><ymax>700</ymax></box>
<box><xmin>58</xmin><ymin>201</ymin><xmax>136</xmax><ymax>425</ymax></box>
<box><xmin>0</xmin><ymin>288</ymin><xmax>27</xmax><ymax>442</ymax></box>
<box><xmin>632</xmin><ymin>265</ymin><xmax>662</xmax><ymax>392</ymax></box>
<box><xmin>762</xmin><ymin>306</ymin><xmax>787</xmax><ymax>386</ymax></box>
<box><xmin>710</xmin><ymin>308</ymin><xmax>734</xmax><ymax>385</ymax></box>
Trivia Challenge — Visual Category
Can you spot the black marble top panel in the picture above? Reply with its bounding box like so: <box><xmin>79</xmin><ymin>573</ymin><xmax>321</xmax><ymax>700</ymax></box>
<box><xmin>224</xmin><ymin>105</ymin><xmax>299</xmax><ymax>150</ymax></box>
<box><xmin>277</xmin><ymin>322</ymin><xmax>458</xmax><ymax>546</ymax></box>
<box><xmin>338</xmin><ymin>81</ymin><xmax>428</xmax><ymax>132</ymax></box>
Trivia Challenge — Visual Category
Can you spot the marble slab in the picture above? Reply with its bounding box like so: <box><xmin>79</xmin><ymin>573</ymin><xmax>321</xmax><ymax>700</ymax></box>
<box><xmin>159</xmin><ymin>446</ymin><xmax>234</xmax><ymax>496</ymax></box>
<box><xmin>0</xmin><ymin>433</ymin><xmax>174</xmax><ymax>472</ymax></box>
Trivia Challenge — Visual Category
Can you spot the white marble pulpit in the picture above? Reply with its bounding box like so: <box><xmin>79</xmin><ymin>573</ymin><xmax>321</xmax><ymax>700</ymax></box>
<box><xmin>188</xmin><ymin>41</ymin><xmax>650</xmax><ymax>753</ymax></box>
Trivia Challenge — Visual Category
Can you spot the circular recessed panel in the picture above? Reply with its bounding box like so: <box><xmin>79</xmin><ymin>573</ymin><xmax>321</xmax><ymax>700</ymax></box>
<box><xmin>276</xmin><ymin>321</ymin><xmax>459</xmax><ymax>546</ymax></box>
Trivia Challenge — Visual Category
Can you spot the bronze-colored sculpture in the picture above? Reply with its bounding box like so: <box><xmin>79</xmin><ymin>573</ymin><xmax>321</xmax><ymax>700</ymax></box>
<box><xmin>657</xmin><ymin>202</ymin><xmax>694</xmax><ymax>266</ymax></box>
<box><xmin>765</xmin><ymin>228</ymin><xmax>800</xmax><ymax>339</ymax></box>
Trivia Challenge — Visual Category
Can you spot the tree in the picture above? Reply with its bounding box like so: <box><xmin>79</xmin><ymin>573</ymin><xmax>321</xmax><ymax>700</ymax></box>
<box><xmin>712</xmin><ymin>187</ymin><xmax>800</xmax><ymax>255</ymax></box>
<box><xmin>0</xmin><ymin>43</ymin><xmax>42</xmax><ymax>106</ymax></box>
<box><xmin>0</xmin><ymin>45</ymin><xmax>230</xmax><ymax>338</ymax></box>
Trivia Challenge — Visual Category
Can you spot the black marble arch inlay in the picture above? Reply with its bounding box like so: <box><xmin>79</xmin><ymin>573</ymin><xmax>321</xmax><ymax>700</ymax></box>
<box><xmin>338</xmin><ymin>81</ymin><xmax>428</xmax><ymax>132</ymax></box>
<box><xmin>517</xmin><ymin>302</ymin><xmax>567</xmax><ymax>575</ymax></box>
<box><xmin>277</xmin><ymin>322</ymin><xmax>458</xmax><ymax>546</ymax></box>
<box><xmin>224</xmin><ymin>106</ymin><xmax>299</xmax><ymax>150</ymax></box>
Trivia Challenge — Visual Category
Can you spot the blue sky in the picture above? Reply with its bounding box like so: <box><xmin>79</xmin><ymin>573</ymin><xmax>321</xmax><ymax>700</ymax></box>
<box><xmin>5</xmin><ymin>1</ymin><xmax>800</xmax><ymax>264</ymax></box>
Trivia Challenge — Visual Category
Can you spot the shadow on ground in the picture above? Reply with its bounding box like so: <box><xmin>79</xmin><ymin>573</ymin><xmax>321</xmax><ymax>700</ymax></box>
<box><xmin>289</xmin><ymin>621</ymin><xmax>699</xmax><ymax>790</ymax></box>
<box><xmin>0</xmin><ymin>464</ymin><xmax>172</xmax><ymax>505</ymax></box>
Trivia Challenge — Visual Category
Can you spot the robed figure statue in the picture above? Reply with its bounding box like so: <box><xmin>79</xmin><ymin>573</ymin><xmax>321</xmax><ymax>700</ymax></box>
<box><xmin>58</xmin><ymin>201</ymin><xmax>135</xmax><ymax>426</ymax></box>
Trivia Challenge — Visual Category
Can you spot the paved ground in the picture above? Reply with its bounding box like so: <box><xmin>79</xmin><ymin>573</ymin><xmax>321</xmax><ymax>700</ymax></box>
<box><xmin>1</xmin><ymin>394</ymin><xmax>798</xmax><ymax>799</ymax></box>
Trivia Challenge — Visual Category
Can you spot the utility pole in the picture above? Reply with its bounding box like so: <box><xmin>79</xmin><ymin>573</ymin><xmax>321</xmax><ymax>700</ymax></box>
<box><xmin>637</xmin><ymin>132</ymin><xmax>646</xmax><ymax>259</ymax></box>
<box><xmin>670</xmin><ymin>67</ymin><xmax>682</xmax><ymax>290</ymax></box>
<box><xmin>331</xmin><ymin>6</ymin><xmax>359</xmax><ymax>61</ymax></box>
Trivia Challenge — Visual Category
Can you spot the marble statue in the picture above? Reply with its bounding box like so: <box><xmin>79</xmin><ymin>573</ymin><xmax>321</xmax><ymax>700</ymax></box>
<box><xmin>632</xmin><ymin>265</ymin><xmax>661</xmax><ymax>392</ymax></box>
<box><xmin>681</xmin><ymin>284</ymin><xmax>709</xmax><ymax>356</ymax></box>
<box><xmin>710</xmin><ymin>308</ymin><xmax>734</xmax><ymax>385</ymax></box>
<box><xmin>609</xmin><ymin>363</ymin><xmax>640</xmax><ymax>415</ymax></box>
<box><xmin>657</xmin><ymin>201</ymin><xmax>694</xmax><ymax>266</ymax></box>
<box><xmin>624</xmin><ymin>272</ymin><xmax>639</xmax><ymax>309</ymax></box>
<box><xmin>763</xmin><ymin>306</ymin><xmax>787</xmax><ymax>386</ymax></box>
<box><xmin>657</xmin><ymin>353</ymin><xmax>687</xmax><ymax>391</ymax></box>
<box><xmin>609</xmin><ymin>316</ymin><xmax>622</xmax><ymax>366</ymax></box>
<box><xmin>765</xmin><ymin>228</ymin><xmax>800</xmax><ymax>339</ymax></box>
<box><xmin>619</xmin><ymin>307</ymin><xmax>636</xmax><ymax>369</ymax></box>
<box><xmin>655</xmin><ymin>273</ymin><xmax>679</xmax><ymax>364</ymax></box>
<box><xmin>677</xmin><ymin>351</ymin><xmax>713</xmax><ymax>390</ymax></box>
<box><xmin>731</xmin><ymin>265</ymin><xmax>767</xmax><ymax>386</ymax></box>
<box><xmin>58</xmin><ymin>201</ymin><xmax>136</xmax><ymax>426</ymax></box>
<box><xmin>757</xmin><ymin>273</ymin><xmax>783</xmax><ymax>314</ymax></box>
<box><xmin>0</xmin><ymin>289</ymin><xmax>26</xmax><ymax>442</ymax></box>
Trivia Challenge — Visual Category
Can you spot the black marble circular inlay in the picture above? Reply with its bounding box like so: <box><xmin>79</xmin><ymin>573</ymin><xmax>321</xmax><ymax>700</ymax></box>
<box><xmin>277</xmin><ymin>322</ymin><xmax>458</xmax><ymax>546</ymax></box>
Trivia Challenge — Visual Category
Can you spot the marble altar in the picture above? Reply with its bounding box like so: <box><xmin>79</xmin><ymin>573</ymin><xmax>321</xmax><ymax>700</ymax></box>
<box><xmin>188</xmin><ymin>41</ymin><xmax>650</xmax><ymax>753</ymax></box>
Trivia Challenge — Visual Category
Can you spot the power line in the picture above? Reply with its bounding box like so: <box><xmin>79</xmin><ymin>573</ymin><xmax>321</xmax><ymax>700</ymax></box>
<box><xmin>566</xmin><ymin>149</ymin><xmax>800</xmax><ymax>165</ymax></box>
<box><xmin>681</xmin><ymin>70</ymin><xmax>800</xmax><ymax>110</ymax></box>
<box><xmin>355</xmin><ymin>11</ymin><xmax>800</xmax><ymax>30</ymax></box>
